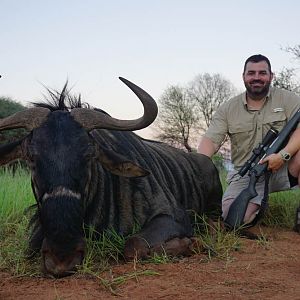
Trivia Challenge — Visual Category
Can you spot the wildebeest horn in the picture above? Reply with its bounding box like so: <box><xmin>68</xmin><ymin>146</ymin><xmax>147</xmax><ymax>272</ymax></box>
<box><xmin>0</xmin><ymin>107</ymin><xmax>50</xmax><ymax>131</ymax></box>
<box><xmin>70</xmin><ymin>77</ymin><xmax>158</xmax><ymax>131</ymax></box>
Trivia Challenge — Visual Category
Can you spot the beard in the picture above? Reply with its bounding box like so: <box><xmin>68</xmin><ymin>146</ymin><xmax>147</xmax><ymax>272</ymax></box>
<box><xmin>244</xmin><ymin>80</ymin><xmax>271</xmax><ymax>100</ymax></box>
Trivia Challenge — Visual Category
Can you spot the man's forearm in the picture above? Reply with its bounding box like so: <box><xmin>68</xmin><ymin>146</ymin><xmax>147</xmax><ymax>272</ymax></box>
<box><xmin>197</xmin><ymin>136</ymin><xmax>218</xmax><ymax>157</ymax></box>
<box><xmin>282</xmin><ymin>128</ymin><xmax>300</xmax><ymax>156</ymax></box>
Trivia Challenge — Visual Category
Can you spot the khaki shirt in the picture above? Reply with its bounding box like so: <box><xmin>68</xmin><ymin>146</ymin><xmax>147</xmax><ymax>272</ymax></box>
<box><xmin>205</xmin><ymin>87</ymin><xmax>300</xmax><ymax>168</ymax></box>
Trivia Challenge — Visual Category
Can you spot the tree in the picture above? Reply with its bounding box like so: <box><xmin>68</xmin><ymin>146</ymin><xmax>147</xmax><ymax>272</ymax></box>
<box><xmin>0</xmin><ymin>96</ymin><xmax>25</xmax><ymax>118</ymax></box>
<box><xmin>284</xmin><ymin>44</ymin><xmax>300</xmax><ymax>60</ymax></box>
<box><xmin>188</xmin><ymin>73</ymin><xmax>236</xmax><ymax>129</ymax></box>
<box><xmin>155</xmin><ymin>85</ymin><xmax>200</xmax><ymax>152</ymax></box>
<box><xmin>273</xmin><ymin>67</ymin><xmax>300</xmax><ymax>95</ymax></box>
<box><xmin>274</xmin><ymin>44</ymin><xmax>300</xmax><ymax>94</ymax></box>
<box><xmin>0</xmin><ymin>97</ymin><xmax>27</xmax><ymax>144</ymax></box>
<box><xmin>156</xmin><ymin>73</ymin><xmax>236</xmax><ymax>152</ymax></box>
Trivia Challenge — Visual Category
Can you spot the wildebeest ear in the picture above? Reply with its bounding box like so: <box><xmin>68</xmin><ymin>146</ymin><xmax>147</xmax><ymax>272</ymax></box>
<box><xmin>96</xmin><ymin>146</ymin><xmax>150</xmax><ymax>178</ymax></box>
<box><xmin>0</xmin><ymin>140</ymin><xmax>23</xmax><ymax>166</ymax></box>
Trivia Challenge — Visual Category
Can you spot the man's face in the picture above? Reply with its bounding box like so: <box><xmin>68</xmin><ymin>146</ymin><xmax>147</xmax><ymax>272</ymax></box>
<box><xmin>243</xmin><ymin>61</ymin><xmax>273</xmax><ymax>99</ymax></box>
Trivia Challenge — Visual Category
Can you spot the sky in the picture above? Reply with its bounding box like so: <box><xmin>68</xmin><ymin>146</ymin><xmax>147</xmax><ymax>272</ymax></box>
<box><xmin>1</xmin><ymin>0</ymin><xmax>300</xmax><ymax>138</ymax></box>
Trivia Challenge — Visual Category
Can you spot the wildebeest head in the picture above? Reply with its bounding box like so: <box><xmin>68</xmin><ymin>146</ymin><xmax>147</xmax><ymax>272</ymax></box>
<box><xmin>0</xmin><ymin>78</ymin><xmax>157</xmax><ymax>277</ymax></box>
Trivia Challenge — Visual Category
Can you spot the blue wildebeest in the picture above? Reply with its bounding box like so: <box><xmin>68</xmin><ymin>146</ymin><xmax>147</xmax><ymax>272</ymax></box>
<box><xmin>0</xmin><ymin>78</ymin><xmax>222</xmax><ymax>277</ymax></box>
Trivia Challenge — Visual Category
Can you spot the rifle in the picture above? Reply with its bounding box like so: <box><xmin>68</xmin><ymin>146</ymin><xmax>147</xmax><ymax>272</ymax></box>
<box><xmin>225</xmin><ymin>108</ymin><xmax>300</xmax><ymax>229</ymax></box>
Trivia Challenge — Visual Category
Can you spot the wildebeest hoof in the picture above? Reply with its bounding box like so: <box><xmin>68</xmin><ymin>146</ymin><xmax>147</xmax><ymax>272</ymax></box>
<box><xmin>124</xmin><ymin>236</ymin><xmax>150</xmax><ymax>260</ymax></box>
<box><xmin>189</xmin><ymin>237</ymin><xmax>204</xmax><ymax>253</ymax></box>
<box><xmin>150</xmin><ymin>237</ymin><xmax>194</xmax><ymax>257</ymax></box>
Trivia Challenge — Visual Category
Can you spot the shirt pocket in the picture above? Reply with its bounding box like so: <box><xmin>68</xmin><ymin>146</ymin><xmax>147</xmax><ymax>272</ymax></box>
<box><xmin>262</xmin><ymin>112</ymin><xmax>287</xmax><ymax>132</ymax></box>
<box><xmin>228</xmin><ymin>121</ymin><xmax>254</xmax><ymax>155</ymax></box>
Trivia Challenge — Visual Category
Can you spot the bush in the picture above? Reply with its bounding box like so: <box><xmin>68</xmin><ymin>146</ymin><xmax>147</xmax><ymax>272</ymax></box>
<box><xmin>212</xmin><ymin>153</ymin><xmax>225</xmax><ymax>172</ymax></box>
<box><xmin>0</xmin><ymin>97</ymin><xmax>28</xmax><ymax>144</ymax></box>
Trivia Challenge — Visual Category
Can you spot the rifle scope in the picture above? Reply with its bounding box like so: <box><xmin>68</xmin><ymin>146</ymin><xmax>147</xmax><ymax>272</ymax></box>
<box><xmin>238</xmin><ymin>127</ymin><xmax>278</xmax><ymax>177</ymax></box>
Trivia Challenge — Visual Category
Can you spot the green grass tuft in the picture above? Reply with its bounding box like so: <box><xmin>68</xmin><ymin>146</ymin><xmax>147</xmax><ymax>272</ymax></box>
<box><xmin>0</xmin><ymin>166</ymin><xmax>38</xmax><ymax>276</ymax></box>
<box><xmin>1</xmin><ymin>166</ymin><xmax>300</xmax><ymax>277</ymax></box>
<box><xmin>262</xmin><ymin>189</ymin><xmax>300</xmax><ymax>228</ymax></box>
<box><xmin>78</xmin><ymin>227</ymin><xmax>125</xmax><ymax>274</ymax></box>
<box><xmin>193</xmin><ymin>214</ymin><xmax>241</xmax><ymax>261</ymax></box>
<box><xmin>0</xmin><ymin>166</ymin><xmax>34</xmax><ymax>222</ymax></box>
<box><xmin>98</xmin><ymin>269</ymin><xmax>160</xmax><ymax>295</ymax></box>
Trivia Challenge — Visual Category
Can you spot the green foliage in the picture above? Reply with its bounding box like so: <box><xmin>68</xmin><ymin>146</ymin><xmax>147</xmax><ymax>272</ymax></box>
<box><xmin>0</xmin><ymin>97</ymin><xmax>28</xmax><ymax>144</ymax></box>
<box><xmin>193</xmin><ymin>214</ymin><xmax>241</xmax><ymax>261</ymax></box>
<box><xmin>0</xmin><ymin>166</ymin><xmax>34</xmax><ymax>225</ymax></box>
<box><xmin>1</xmin><ymin>166</ymin><xmax>300</xmax><ymax>278</ymax></box>
<box><xmin>145</xmin><ymin>251</ymin><xmax>173</xmax><ymax>264</ymax></box>
<box><xmin>262</xmin><ymin>189</ymin><xmax>300</xmax><ymax>228</ymax></box>
<box><xmin>255</xmin><ymin>229</ymin><xmax>270</xmax><ymax>249</ymax></box>
<box><xmin>0</xmin><ymin>217</ymin><xmax>41</xmax><ymax>276</ymax></box>
<box><xmin>79</xmin><ymin>227</ymin><xmax>126</xmax><ymax>274</ymax></box>
<box><xmin>0</xmin><ymin>97</ymin><xmax>26</xmax><ymax>118</ymax></box>
<box><xmin>97</xmin><ymin>269</ymin><xmax>160</xmax><ymax>296</ymax></box>
<box><xmin>0</xmin><ymin>167</ymin><xmax>37</xmax><ymax>275</ymax></box>
<box><xmin>272</xmin><ymin>67</ymin><xmax>300</xmax><ymax>95</ymax></box>
<box><xmin>212</xmin><ymin>153</ymin><xmax>225</xmax><ymax>172</ymax></box>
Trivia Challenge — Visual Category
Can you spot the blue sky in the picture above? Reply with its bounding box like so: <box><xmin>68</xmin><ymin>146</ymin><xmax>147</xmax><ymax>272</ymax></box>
<box><xmin>1</xmin><ymin>0</ymin><xmax>300</xmax><ymax>137</ymax></box>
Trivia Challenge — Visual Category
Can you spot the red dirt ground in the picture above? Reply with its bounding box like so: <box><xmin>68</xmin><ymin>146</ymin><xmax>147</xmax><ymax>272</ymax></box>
<box><xmin>1</xmin><ymin>227</ymin><xmax>300</xmax><ymax>300</ymax></box>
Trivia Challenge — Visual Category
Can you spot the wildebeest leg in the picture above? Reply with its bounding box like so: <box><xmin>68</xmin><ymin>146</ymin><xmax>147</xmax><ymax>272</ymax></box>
<box><xmin>124</xmin><ymin>214</ymin><xmax>193</xmax><ymax>260</ymax></box>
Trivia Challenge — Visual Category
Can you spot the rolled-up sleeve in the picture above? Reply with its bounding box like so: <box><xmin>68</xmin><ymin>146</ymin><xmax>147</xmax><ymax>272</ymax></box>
<box><xmin>283</xmin><ymin>92</ymin><xmax>300</xmax><ymax>128</ymax></box>
<box><xmin>204</xmin><ymin>103</ymin><xmax>228</xmax><ymax>148</ymax></box>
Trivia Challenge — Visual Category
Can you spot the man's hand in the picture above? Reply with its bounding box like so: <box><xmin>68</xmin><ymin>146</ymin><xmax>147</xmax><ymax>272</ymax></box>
<box><xmin>260</xmin><ymin>153</ymin><xmax>285</xmax><ymax>172</ymax></box>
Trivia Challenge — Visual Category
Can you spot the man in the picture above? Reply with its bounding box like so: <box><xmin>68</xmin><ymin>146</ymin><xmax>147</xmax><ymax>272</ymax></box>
<box><xmin>198</xmin><ymin>54</ymin><xmax>300</xmax><ymax>225</ymax></box>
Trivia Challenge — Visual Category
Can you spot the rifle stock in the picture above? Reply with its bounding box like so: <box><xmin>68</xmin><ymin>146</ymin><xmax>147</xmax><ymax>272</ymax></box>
<box><xmin>225</xmin><ymin>108</ymin><xmax>300</xmax><ymax>229</ymax></box>
<box><xmin>225</xmin><ymin>173</ymin><xmax>258</xmax><ymax>228</ymax></box>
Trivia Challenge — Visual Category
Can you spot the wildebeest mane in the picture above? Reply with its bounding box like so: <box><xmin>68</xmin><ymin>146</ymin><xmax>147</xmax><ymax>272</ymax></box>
<box><xmin>32</xmin><ymin>82</ymin><xmax>89</xmax><ymax>112</ymax></box>
<box><xmin>32</xmin><ymin>82</ymin><xmax>110</xmax><ymax>116</ymax></box>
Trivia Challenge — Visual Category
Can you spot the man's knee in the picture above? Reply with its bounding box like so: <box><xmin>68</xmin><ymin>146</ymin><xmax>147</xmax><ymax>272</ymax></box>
<box><xmin>222</xmin><ymin>198</ymin><xmax>234</xmax><ymax>220</ymax></box>
<box><xmin>243</xmin><ymin>203</ymin><xmax>260</xmax><ymax>224</ymax></box>
<box><xmin>222</xmin><ymin>198</ymin><xmax>260</xmax><ymax>224</ymax></box>
<box><xmin>288</xmin><ymin>150</ymin><xmax>300</xmax><ymax>179</ymax></box>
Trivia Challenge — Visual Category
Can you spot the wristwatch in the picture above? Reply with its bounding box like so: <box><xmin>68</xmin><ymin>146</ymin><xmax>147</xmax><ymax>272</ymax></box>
<box><xmin>279</xmin><ymin>149</ymin><xmax>291</xmax><ymax>161</ymax></box>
